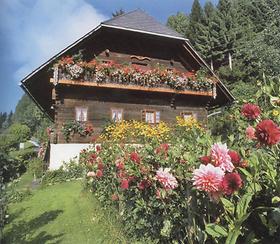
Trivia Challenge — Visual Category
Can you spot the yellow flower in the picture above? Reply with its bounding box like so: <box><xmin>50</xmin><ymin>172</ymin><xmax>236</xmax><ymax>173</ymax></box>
<box><xmin>272</xmin><ymin>110</ymin><xmax>279</xmax><ymax>117</ymax></box>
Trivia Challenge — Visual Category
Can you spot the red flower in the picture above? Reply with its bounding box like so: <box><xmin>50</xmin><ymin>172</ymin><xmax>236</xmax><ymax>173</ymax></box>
<box><xmin>138</xmin><ymin>179</ymin><xmax>151</xmax><ymax>190</ymax></box>
<box><xmin>96</xmin><ymin>169</ymin><xmax>103</xmax><ymax>178</ymax></box>
<box><xmin>199</xmin><ymin>155</ymin><xmax>211</xmax><ymax>165</ymax></box>
<box><xmin>120</xmin><ymin>179</ymin><xmax>129</xmax><ymax>189</ymax></box>
<box><xmin>98</xmin><ymin>163</ymin><xmax>104</xmax><ymax>170</ymax></box>
<box><xmin>255</xmin><ymin>119</ymin><xmax>280</xmax><ymax>146</ymax></box>
<box><xmin>117</xmin><ymin>170</ymin><xmax>127</xmax><ymax>178</ymax></box>
<box><xmin>221</xmin><ymin>173</ymin><xmax>242</xmax><ymax>195</ymax></box>
<box><xmin>228</xmin><ymin>151</ymin><xmax>241</xmax><ymax>166</ymax></box>
<box><xmin>130</xmin><ymin>152</ymin><xmax>140</xmax><ymax>164</ymax></box>
<box><xmin>155</xmin><ymin>144</ymin><xmax>169</xmax><ymax>155</ymax></box>
<box><xmin>111</xmin><ymin>194</ymin><xmax>119</xmax><ymax>201</ymax></box>
<box><xmin>96</xmin><ymin>145</ymin><xmax>101</xmax><ymax>152</ymax></box>
<box><xmin>241</xmin><ymin>103</ymin><xmax>261</xmax><ymax>120</ymax></box>
<box><xmin>115</xmin><ymin>160</ymin><xmax>125</xmax><ymax>170</ymax></box>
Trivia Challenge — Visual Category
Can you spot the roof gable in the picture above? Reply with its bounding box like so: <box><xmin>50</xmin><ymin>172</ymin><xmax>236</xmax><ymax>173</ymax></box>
<box><xmin>102</xmin><ymin>9</ymin><xmax>185</xmax><ymax>40</ymax></box>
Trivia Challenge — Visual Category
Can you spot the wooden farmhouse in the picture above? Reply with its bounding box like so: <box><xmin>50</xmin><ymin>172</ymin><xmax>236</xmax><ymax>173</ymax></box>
<box><xmin>20</xmin><ymin>9</ymin><xmax>234</xmax><ymax>169</ymax></box>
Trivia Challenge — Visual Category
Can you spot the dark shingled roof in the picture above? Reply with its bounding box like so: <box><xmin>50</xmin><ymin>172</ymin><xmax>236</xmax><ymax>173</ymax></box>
<box><xmin>102</xmin><ymin>9</ymin><xmax>186</xmax><ymax>39</ymax></box>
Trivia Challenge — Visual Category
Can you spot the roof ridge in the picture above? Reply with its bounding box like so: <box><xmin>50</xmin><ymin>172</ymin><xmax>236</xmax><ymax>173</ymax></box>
<box><xmin>102</xmin><ymin>9</ymin><xmax>141</xmax><ymax>24</ymax></box>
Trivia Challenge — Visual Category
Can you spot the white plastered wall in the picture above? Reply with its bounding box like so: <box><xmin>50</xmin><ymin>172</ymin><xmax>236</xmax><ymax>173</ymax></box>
<box><xmin>49</xmin><ymin>143</ymin><xmax>94</xmax><ymax>170</ymax></box>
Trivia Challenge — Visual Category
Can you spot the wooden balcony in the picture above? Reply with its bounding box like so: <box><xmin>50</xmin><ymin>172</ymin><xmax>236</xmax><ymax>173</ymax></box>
<box><xmin>50</xmin><ymin>78</ymin><xmax>214</xmax><ymax>97</ymax></box>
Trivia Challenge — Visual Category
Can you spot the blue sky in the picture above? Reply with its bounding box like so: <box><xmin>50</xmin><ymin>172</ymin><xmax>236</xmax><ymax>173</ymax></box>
<box><xmin>0</xmin><ymin>0</ymin><xmax>218</xmax><ymax>113</ymax></box>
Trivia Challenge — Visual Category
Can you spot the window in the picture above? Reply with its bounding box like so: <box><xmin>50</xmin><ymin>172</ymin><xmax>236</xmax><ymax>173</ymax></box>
<box><xmin>111</xmin><ymin>108</ymin><xmax>123</xmax><ymax>122</ymax></box>
<box><xmin>142</xmin><ymin>110</ymin><xmax>160</xmax><ymax>124</ymax></box>
<box><xmin>180</xmin><ymin>111</ymin><xmax>197</xmax><ymax>120</ymax></box>
<box><xmin>75</xmin><ymin>107</ymin><xmax>88</xmax><ymax>122</ymax></box>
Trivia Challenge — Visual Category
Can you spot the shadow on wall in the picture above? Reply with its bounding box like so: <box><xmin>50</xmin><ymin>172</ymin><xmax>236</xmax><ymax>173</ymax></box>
<box><xmin>4</xmin><ymin>209</ymin><xmax>64</xmax><ymax>244</ymax></box>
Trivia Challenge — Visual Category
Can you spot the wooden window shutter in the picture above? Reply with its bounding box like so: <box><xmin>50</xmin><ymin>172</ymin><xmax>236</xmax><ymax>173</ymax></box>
<box><xmin>141</xmin><ymin>110</ymin><xmax>146</xmax><ymax>121</ymax></box>
<box><xmin>156</xmin><ymin>111</ymin><xmax>160</xmax><ymax>123</ymax></box>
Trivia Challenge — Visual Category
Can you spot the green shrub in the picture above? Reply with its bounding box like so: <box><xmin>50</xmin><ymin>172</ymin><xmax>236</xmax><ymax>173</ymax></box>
<box><xmin>42</xmin><ymin>160</ymin><xmax>85</xmax><ymax>185</ymax></box>
<box><xmin>28</xmin><ymin>158</ymin><xmax>44</xmax><ymax>180</ymax></box>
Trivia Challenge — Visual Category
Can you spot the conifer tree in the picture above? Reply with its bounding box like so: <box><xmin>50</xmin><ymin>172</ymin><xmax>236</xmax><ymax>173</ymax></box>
<box><xmin>167</xmin><ymin>12</ymin><xmax>189</xmax><ymax>37</ymax></box>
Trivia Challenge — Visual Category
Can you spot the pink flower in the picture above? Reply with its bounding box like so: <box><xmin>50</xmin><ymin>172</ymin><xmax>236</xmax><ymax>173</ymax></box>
<box><xmin>210</xmin><ymin>143</ymin><xmax>234</xmax><ymax>172</ymax></box>
<box><xmin>111</xmin><ymin>194</ymin><xmax>119</xmax><ymax>201</ymax></box>
<box><xmin>192</xmin><ymin>164</ymin><xmax>224</xmax><ymax>192</ymax></box>
<box><xmin>246</xmin><ymin>126</ymin><xmax>256</xmax><ymax>140</ymax></box>
<box><xmin>156</xmin><ymin>168</ymin><xmax>178</xmax><ymax>190</ymax></box>
<box><xmin>87</xmin><ymin>171</ymin><xmax>96</xmax><ymax>177</ymax></box>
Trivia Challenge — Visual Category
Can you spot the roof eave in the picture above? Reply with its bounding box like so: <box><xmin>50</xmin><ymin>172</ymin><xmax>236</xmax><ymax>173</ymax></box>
<box><xmin>101</xmin><ymin>23</ymin><xmax>189</xmax><ymax>41</ymax></box>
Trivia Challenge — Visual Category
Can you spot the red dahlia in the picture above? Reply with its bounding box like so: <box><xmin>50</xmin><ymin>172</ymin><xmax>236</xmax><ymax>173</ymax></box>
<box><xmin>255</xmin><ymin>119</ymin><xmax>280</xmax><ymax>146</ymax></box>
<box><xmin>199</xmin><ymin>155</ymin><xmax>211</xmax><ymax>165</ymax></box>
<box><xmin>138</xmin><ymin>179</ymin><xmax>151</xmax><ymax>190</ymax></box>
<box><xmin>241</xmin><ymin>103</ymin><xmax>261</xmax><ymax>120</ymax></box>
<box><xmin>221</xmin><ymin>173</ymin><xmax>242</xmax><ymax>195</ymax></box>
<box><xmin>228</xmin><ymin>150</ymin><xmax>241</xmax><ymax>166</ymax></box>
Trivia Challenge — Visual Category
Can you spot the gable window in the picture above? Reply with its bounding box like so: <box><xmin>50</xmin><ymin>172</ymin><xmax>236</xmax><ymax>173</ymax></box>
<box><xmin>142</xmin><ymin>110</ymin><xmax>160</xmax><ymax>124</ymax></box>
<box><xmin>111</xmin><ymin>108</ymin><xmax>123</xmax><ymax>122</ymax></box>
<box><xmin>75</xmin><ymin>107</ymin><xmax>88</xmax><ymax>122</ymax></box>
<box><xmin>181</xmin><ymin>111</ymin><xmax>197</xmax><ymax>120</ymax></box>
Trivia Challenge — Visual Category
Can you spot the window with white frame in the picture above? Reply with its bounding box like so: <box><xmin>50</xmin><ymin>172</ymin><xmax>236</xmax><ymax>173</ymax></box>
<box><xmin>111</xmin><ymin>108</ymin><xmax>123</xmax><ymax>122</ymax></box>
<box><xmin>142</xmin><ymin>110</ymin><xmax>160</xmax><ymax>124</ymax></box>
<box><xmin>181</xmin><ymin>111</ymin><xmax>197</xmax><ymax>120</ymax></box>
<box><xmin>75</xmin><ymin>107</ymin><xmax>88</xmax><ymax>122</ymax></box>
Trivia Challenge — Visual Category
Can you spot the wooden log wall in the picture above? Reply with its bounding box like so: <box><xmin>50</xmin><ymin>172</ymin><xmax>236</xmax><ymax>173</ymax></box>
<box><xmin>54</xmin><ymin>87</ymin><xmax>208</xmax><ymax>143</ymax></box>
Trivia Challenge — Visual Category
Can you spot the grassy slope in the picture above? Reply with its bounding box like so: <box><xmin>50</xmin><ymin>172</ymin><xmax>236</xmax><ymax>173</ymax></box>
<box><xmin>4</xmin><ymin>181</ymin><xmax>129</xmax><ymax>244</ymax></box>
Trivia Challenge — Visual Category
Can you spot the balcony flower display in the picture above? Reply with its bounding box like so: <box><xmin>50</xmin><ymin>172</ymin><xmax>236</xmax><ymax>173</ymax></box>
<box><xmin>54</xmin><ymin>56</ymin><xmax>215</xmax><ymax>93</ymax></box>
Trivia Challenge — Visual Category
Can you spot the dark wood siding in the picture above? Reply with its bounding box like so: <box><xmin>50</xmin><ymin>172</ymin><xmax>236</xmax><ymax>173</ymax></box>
<box><xmin>55</xmin><ymin>87</ymin><xmax>207</xmax><ymax>143</ymax></box>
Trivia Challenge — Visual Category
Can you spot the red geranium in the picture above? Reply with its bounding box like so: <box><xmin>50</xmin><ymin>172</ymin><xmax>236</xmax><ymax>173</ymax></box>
<box><xmin>98</xmin><ymin>162</ymin><xmax>104</xmax><ymax>170</ymax></box>
<box><xmin>228</xmin><ymin>151</ymin><xmax>241</xmax><ymax>167</ymax></box>
<box><xmin>115</xmin><ymin>160</ymin><xmax>125</xmax><ymax>170</ymax></box>
<box><xmin>130</xmin><ymin>152</ymin><xmax>141</xmax><ymax>164</ymax></box>
<box><xmin>120</xmin><ymin>179</ymin><xmax>129</xmax><ymax>189</ymax></box>
<box><xmin>255</xmin><ymin>119</ymin><xmax>280</xmax><ymax>146</ymax></box>
<box><xmin>221</xmin><ymin>173</ymin><xmax>242</xmax><ymax>195</ymax></box>
<box><xmin>96</xmin><ymin>169</ymin><xmax>103</xmax><ymax>178</ymax></box>
<box><xmin>241</xmin><ymin>103</ymin><xmax>261</xmax><ymax>120</ymax></box>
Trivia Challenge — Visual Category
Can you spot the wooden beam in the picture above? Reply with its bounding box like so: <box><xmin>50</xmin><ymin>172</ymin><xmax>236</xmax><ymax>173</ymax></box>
<box><xmin>50</xmin><ymin>78</ymin><xmax>213</xmax><ymax>97</ymax></box>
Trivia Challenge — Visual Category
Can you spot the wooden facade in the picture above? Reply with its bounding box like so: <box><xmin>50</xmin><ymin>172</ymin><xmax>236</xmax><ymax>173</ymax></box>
<box><xmin>21</xmin><ymin>9</ymin><xmax>234</xmax><ymax>144</ymax></box>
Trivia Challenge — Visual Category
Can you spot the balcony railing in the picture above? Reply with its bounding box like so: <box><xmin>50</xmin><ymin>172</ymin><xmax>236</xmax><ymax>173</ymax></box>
<box><xmin>52</xmin><ymin>59</ymin><xmax>217</xmax><ymax>97</ymax></box>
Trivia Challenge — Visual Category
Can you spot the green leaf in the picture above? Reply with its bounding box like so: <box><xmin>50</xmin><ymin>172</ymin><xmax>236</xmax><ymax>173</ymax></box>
<box><xmin>205</xmin><ymin>223</ymin><xmax>228</xmax><ymax>238</ymax></box>
<box><xmin>236</xmin><ymin>194</ymin><xmax>253</xmax><ymax>219</ymax></box>
<box><xmin>272</xmin><ymin>196</ymin><xmax>280</xmax><ymax>204</ymax></box>
<box><xmin>221</xmin><ymin>197</ymin><xmax>235</xmax><ymax>216</ymax></box>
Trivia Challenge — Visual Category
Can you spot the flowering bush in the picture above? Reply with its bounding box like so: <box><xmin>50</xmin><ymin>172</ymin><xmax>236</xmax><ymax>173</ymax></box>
<box><xmin>54</xmin><ymin>55</ymin><xmax>215</xmax><ymax>93</ymax></box>
<box><xmin>61</xmin><ymin>120</ymin><xmax>93</xmax><ymax>142</ymax></box>
<box><xmin>78</xmin><ymin>77</ymin><xmax>280</xmax><ymax>243</ymax></box>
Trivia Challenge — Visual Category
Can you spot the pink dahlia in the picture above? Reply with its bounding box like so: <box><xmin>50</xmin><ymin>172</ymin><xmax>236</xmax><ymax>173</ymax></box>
<box><xmin>246</xmin><ymin>126</ymin><xmax>256</xmax><ymax>140</ymax></box>
<box><xmin>192</xmin><ymin>164</ymin><xmax>224</xmax><ymax>192</ymax></box>
<box><xmin>210</xmin><ymin>143</ymin><xmax>234</xmax><ymax>172</ymax></box>
<box><xmin>241</xmin><ymin>103</ymin><xmax>261</xmax><ymax>120</ymax></box>
<box><xmin>156</xmin><ymin>168</ymin><xmax>178</xmax><ymax>190</ymax></box>
<box><xmin>221</xmin><ymin>173</ymin><xmax>242</xmax><ymax>195</ymax></box>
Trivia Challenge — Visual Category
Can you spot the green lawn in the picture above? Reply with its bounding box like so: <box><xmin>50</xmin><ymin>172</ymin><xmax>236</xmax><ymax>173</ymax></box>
<box><xmin>4</xmin><ymin>180</ymin><xmax>129</xmax><ymax>243</ymax></box>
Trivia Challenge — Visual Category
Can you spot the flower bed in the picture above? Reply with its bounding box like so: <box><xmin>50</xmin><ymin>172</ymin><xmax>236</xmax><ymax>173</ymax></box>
<box><xmin>54</xmin><ymin>55</ymin><xmax>215</xmax><ymax>93</ymax></box>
